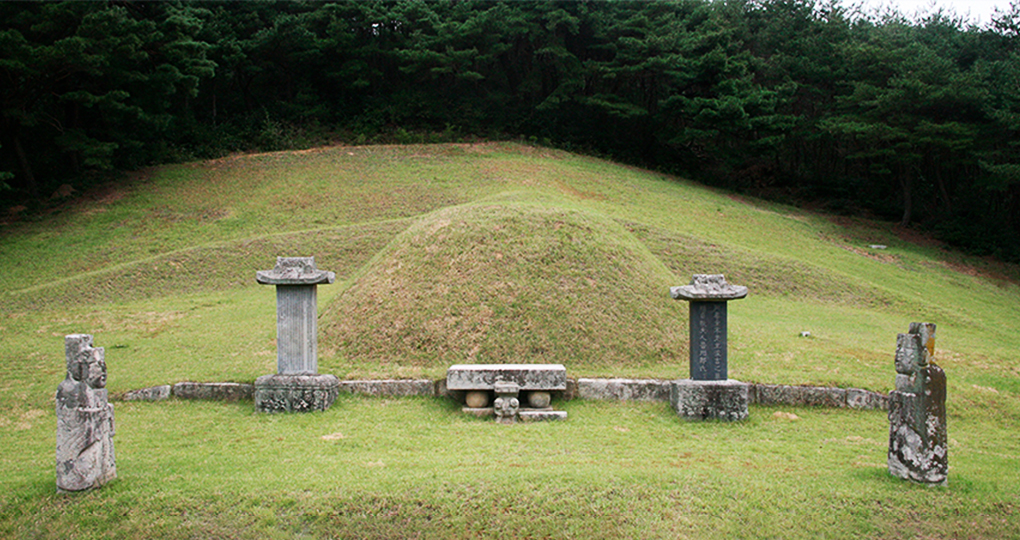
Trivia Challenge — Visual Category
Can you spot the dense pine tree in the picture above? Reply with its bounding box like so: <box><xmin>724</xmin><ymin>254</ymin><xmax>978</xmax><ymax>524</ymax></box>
<box><xmin>1</xmin><ymin>0</ymin><xmax>1018</xmax><ymax>259</ymax></box>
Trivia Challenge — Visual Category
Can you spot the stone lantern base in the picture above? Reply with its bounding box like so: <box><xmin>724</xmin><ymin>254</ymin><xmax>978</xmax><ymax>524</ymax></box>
<box><xmin>254</xmin><ymin>373</ymin><xmax>339</xmax><ymax>413</ymax></box>
<box><xmin>670</xmin><ymin>379</ymin><xmax>749</xmax><ymax>421</ymax></box>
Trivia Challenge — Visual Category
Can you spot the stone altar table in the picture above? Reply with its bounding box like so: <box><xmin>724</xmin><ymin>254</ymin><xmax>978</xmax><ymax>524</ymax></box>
<box><xmin>446</xmin><ymin>364</ymin><xmax>568</xmax><ymax>423</ymax></box>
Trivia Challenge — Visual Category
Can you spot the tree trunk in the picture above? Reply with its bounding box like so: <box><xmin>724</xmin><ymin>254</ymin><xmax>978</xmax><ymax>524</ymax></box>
<box><xmin>899</xmin><ymin>172</ymin><xmax>913</xmax><ymax>228</ymax></box>
<box><xmin>13</xmin><ymin>135</ymin><xmax>38</xmax><ymax>200</ymax></box>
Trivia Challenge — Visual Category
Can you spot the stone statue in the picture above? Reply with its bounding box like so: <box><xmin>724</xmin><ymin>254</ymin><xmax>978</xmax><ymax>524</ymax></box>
<box><xmin>56</xmin><ymin>334</ymin><xmax>116</xmax><ymax>492</ymax></box>
<box><xmin>888</xmin><ymin>323</ymin><xmax>947</xmax><ymax>485</ymax></box>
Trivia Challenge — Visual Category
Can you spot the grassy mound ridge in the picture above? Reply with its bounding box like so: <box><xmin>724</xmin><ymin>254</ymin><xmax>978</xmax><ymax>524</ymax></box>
<box><xmin>320</xmin><ymin>202</ymin><xmax>688</xmax><ymax>373</ymax></box>
<box><xmin>3</xmin><ymin>221</ymin><xmax>407</xmax><ymax>312</ymax></box>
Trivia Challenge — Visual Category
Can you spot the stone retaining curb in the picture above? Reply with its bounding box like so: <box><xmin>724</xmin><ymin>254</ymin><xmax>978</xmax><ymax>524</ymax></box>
<box><xmin>122</xmin><ymin>382</ymin><xmax>253</xmax><ymax>402</ymax></box>
<box><xmin>120</xmin><ymin>378</ymin><xmax>889</xmax><ymax>410</ymax></box>
<box><xmin>576</xmin><ymin>378</ymin><xmax>671</xmax><ymax>402</ymax></box>
<box><xmin>338</xmin><ymin>379</ymin><xmax>436</xmax><ymax>397</ymax></box>
<box><xmin>574</xmin><ymin>379</ymin><xmax>888</xmax><ymax>410</ymax></box>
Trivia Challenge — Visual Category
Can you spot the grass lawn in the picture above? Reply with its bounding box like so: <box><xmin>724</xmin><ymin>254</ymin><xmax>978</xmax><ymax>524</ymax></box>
<box><xmin>1</xmin><ymin>142</ymin><xmax>1018</xmax><ymax>538</ymax></box>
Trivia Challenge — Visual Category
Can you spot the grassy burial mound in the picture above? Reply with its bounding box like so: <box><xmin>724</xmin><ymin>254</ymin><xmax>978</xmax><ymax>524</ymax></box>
<box><xmin>1</xmin><ymin>143</ymin><xmax>1019</xmax><ymax>538</ymax></box>
<box><xmin>319</xmin><ymin>201</ymin><xmax>686</xmax><ymax>374</ymax></box>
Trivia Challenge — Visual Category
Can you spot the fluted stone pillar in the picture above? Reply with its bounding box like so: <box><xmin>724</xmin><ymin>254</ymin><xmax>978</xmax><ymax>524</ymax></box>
<box><xmin>254</xmin><ymin>257</ymin><xmax>339</xmax><ymax>413</ymax></box>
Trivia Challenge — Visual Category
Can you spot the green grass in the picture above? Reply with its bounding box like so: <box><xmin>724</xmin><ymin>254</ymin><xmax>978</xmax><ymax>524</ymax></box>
<box><xmin>2</xmin><ymin>142</ymin><xmax>1019</xmax><ymax>538</ymax></box>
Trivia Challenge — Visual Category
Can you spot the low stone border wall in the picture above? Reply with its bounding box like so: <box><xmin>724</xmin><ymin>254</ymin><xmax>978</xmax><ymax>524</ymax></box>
<box><xmin>574</xmin><ymin>378</ymin><xmax>888</xmax><ymax>410</ymax></box>
<box><xmin>338</xmin><ymin>379</ymin><xmax>436</xmax><ymax>398</ymax></box>
<box><xmin>120</xmin><ymin>378</ymin><xmax>889</xmax><ymax>410</ymax></box>
<box><xmin>122</xmin><ymin>382</ymin><xmax>253</xmax><ymax>402</ymax></box>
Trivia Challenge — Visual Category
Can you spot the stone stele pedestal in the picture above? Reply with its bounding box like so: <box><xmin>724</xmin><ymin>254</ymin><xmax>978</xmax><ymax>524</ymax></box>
<box><xmin>888</xmin><ymin>322</ymin><xmax>947</xmax><ymax>485</ymax></box>
<box><xmin>254</xmin><ymin>257</ymin><xmax>339</xmax><ymax>413</ymax></box>
<box><xmin>669</xmin><ymin>274</ymin><xmax>749</xmax><ymax>421</ymax></box>
<box><xmin>56</xmin><ymin>334</ymin><xmax>116</xmax><ymax>492</ymax></box>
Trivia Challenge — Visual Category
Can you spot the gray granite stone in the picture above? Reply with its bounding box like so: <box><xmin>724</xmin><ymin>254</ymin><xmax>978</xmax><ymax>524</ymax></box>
<box><xmin>256</xmin><ymin>256</ymin><xmax>335</xmax><ymax>286</ymax></box>
<box><xmin>576</xmin><ymin>378</ymin><xmax>670</xmax><ymax>401</ymax></box>
<box><xmin>337</xmin><ymin>379</ymin><xmax>435</xmax><ymax>398</ymax></box>
<box><xmin>519</xmin><ymin>410</ymin><xmax>568</xmax><ymax>422</ymax></box>
<box><xmin>56</xmin><ymin>335</ymin><xmax>116</xmax><ymax>492</ymax></box>
<box><xmin>465</xmin><ymin>391</ymin><xmax>489</xmax><ymax>408</ymax></box>
<box><xmin>254</xmin><ymin>373</ymin><xmax>339</xmax><ymax>413</ymax></box>
<box><xmin>527</xmin><ymin>391</ymin><xmax>552</xmax><ymax>409</ymax></box>
<box><xmin>461</xmin><ymin>407</ymin><xmax>494</xmax><ymax>418</ymax></box>
<box><xmin>122</xmin><ymin>385</ymin><xmax>172</xmax><ymax>402</ymax></box>
<box><xmin>889</xmin><ymin>323</ymin><xmax>947</xmax><ymax>485</ymax></box>
<box><xmin>670</xmin><ymin>379</ymin><xmax>749</xmax><ymax>421</ymax></box>
<box><xmin>670</xmin><ymin>274</ymin><xmax>748</xmax><ymax>301</ymax></box>
<box><xmin>255</xmin><ymin>257</ymin><xmax>338</xmax><ymax>413</ymax></box>
<box><xmin>446</xmin><ymin>364</ymin><xmax>567</xmax><ymax>391</ymax></box>
<box><xmin>257</xmin><ymin>257</ymin><xmax>334</xmax><ymax>376</ymax></box>
<box><xmin>172</xmin><ymin>382</ymin><xmax>254</xmax><ymax>401</ymax></box>
<box><xmin>447</xmin><ymin>365</ymin><xmax>568</xmax><ymax>422</ymax></box>
<box><xmin>846</xmin><ymin>388</ymin><xmax>888</xmax><ymax>410</ymax></box>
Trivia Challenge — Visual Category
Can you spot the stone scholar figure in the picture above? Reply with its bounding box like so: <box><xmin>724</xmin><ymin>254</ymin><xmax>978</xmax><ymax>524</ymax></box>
<box><xmin>888</xmin><ymin>322</ymin><xmax>948</xmax><ymax>485</ymax></box>
<box><xmin>56</xmin><ymin>334</ymin><xmax>116</xmax><ymax>492</ymax></box>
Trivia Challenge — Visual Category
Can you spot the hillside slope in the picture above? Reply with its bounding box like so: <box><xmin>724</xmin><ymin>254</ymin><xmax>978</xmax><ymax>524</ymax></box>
<box><xmin>1</xmin><ymin>142</ymin><xmax>1017</xmax><ymax>393</ymax></box>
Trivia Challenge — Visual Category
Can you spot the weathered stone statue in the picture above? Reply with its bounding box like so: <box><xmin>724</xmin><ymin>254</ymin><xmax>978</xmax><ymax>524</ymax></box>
<box><xmin>888</xmin><ymin>322</ymin><xmax>947</xmax><ymax>485</ymax></box>
<box><xmin>56</xmin><ymin>334</ymin><xmax>116</xmax><ymax>492</ymax></box>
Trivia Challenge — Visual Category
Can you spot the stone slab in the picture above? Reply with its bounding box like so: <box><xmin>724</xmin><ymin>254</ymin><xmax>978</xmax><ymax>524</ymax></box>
<box><xmin>173</xmin><ymin>382</ymin><xmax>254</xmax><ymax>402</ymax></box>
<box><xmin>576</xmin><ymin>378</ymin><xmax>670</xmax><ymax>401</ymax></box>
<box><xmin>275</xmin><ymin>285</ymin><xmax>320</xmax><ymax>375</ymax></box>
<box><xmin>446</xmin><ymin>364</ymin><xmax>567</xmax><ymax>391</ymax></box>
<box><xmin>670</xmin><ymin>379</ymin><xmax>749</xmax><ymax>421</ymax></box>
<box><xmin>338</xmin><ymin>379</ymin><xmax>435</xmax><ymax>397</ymax></box>
<box><xmin>846</xmin><ymin>388</ymin><xmax>889</xmax><ymax>410</ymax></box>
<box><xmin>122</xmin><ymin>385</ymin><xmax>172</xmax><ymax>402</ymax></box>
<box><xmin>753</xmin><ymin>384</ymin><xmax>845</xmax><ymax>408</ymax></box>
<box><xmin>254</xmin><ymin>373</ymin><xmax>339</xmax><ymax>413</ymax></box>
<box><xmin>256</xmin><ymin>257</ymin><xmax>335</xmax><ymax>286</ymax></box>
<box><xmin>462</xmin><ymin>407</ymin><xmax>494</xmax><ymax>418</ymax></box>
<box><xmin>670</xmin><ymin>274</ymin><xmax>748</xmax><ymax>301</ymax></box>
<box><xmin>688</xmin><ymin>301</ymin><xmax>728</xmax><ymax>381</ymax></box>
<box><xmin>518</xmin><ymin>410</ymin><xmax>568</xmax><ymax>422</ymax></box>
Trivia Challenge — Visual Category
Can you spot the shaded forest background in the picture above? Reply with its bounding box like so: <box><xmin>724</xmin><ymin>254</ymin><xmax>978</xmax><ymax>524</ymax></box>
<box><xmin>3</xmin><ymin>0</ymin><xmax>1020</xmax><ymax>260</ymax></box>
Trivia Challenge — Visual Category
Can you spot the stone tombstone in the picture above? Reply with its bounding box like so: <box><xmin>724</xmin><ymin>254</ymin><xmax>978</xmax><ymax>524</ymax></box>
<box><xmin>669</xmin><ymin>275</ymin><xmax>750</xmax><ymax>421</ymax></box>
<box><xmin>888</xmin><ymin>322</ymin><xmax>948</xmax><ymax>485</ymax></box>
<box><xmin>254</xmin><ymin>257</ymin><xmax>340</xmax><ymax>413</ymax></box>
<box><xmin>56</xmin><ymin>334</ymin><xmax>116</xmax><ymax>492</ymax></box>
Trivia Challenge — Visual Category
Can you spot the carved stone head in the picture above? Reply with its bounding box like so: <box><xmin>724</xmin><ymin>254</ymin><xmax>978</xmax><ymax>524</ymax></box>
<box><xmin>64</xmin><ymin>334</ymin><xmax>93</xmax><ymax>382</ymax></box>
<box><xmin>894</xmin><ymin>332</ymin><xmax>924</xmax><ymax>375</ymax></box>
<box><xmin>83</xmin><ymin>347</ymin><xmax>107</xmax><ymax>389</ymax></box>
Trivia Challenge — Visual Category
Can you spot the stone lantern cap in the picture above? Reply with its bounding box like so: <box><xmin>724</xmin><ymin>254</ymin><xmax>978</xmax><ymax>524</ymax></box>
<box><xmin>256</xmin><ymin>257</ymin><xmax>335</xmax><ymax>286</ymax></box>
<box><xmin>670</xmin><ymin>274</ymin><xmax>747</xmax><ymax>302</ymax></box>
